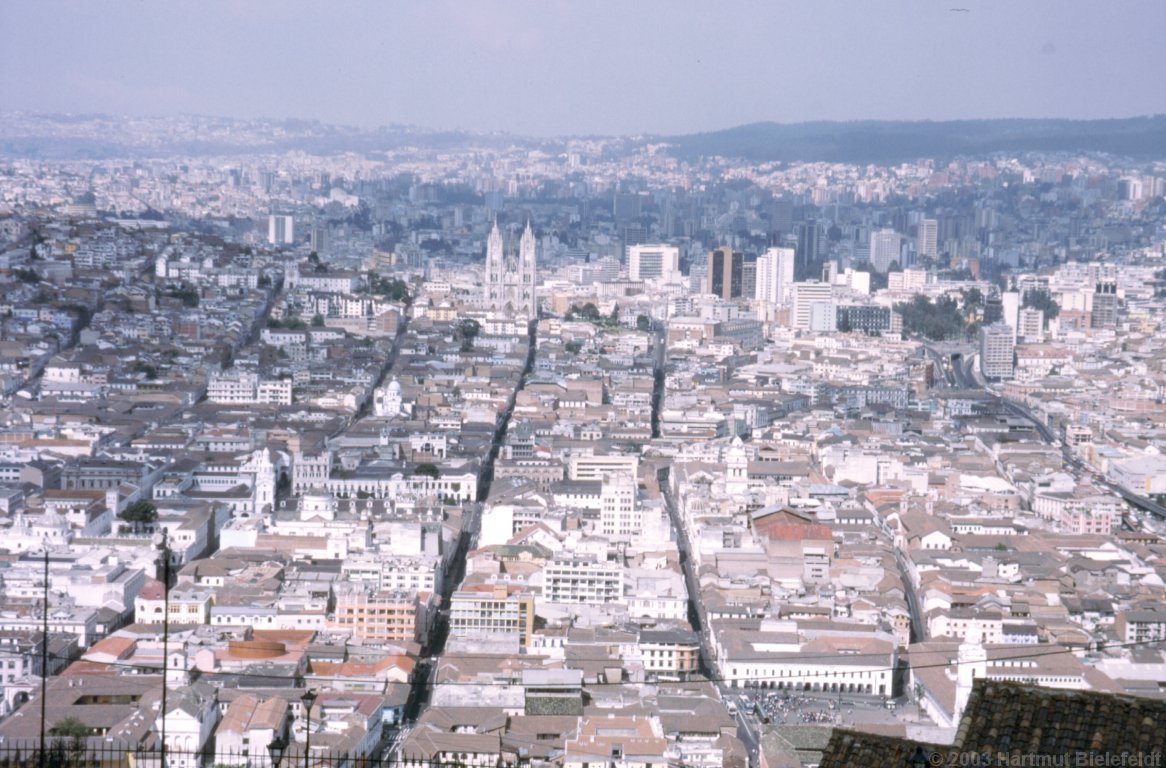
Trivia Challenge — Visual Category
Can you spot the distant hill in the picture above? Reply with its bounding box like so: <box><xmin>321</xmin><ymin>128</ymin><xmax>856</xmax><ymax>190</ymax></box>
<box><xmin>663</xmin><ymin>117</ymin><xmax>1166</xmax><ymax>164</ymax></box>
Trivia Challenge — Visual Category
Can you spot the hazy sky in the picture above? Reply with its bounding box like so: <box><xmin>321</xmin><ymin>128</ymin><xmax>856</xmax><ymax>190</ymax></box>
<box><xmin>2</xmin><ymin>0</ymin><xmax>1164</xmax><ymax>136</ymax></box>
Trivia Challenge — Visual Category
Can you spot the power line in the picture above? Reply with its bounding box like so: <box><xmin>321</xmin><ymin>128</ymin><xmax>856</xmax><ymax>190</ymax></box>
<box><xmin>29</xmin><ymin>636</ymin><xmax>1161</xmax><ymax>689</ymax></box>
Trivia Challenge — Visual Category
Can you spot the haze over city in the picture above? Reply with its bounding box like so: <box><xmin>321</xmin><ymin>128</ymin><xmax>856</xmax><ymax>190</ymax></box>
<box><xmin>3</xmin><ymin>0</ymin><xmax>1166</xmax><ymax>135</ymax></box>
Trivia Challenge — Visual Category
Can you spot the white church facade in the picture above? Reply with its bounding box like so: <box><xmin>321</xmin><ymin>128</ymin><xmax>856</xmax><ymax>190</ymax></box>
<box><xmin>483</xmin><ymin>218</ymin><xmax>537</xmax><ymax>321</ymax></box>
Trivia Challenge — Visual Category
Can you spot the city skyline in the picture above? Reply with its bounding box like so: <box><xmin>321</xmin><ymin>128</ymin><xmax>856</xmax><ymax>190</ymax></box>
<box><xmin>2</xmin><ymin>0</ymin><xmax>1165</xmax><ymax>137</ymax></box>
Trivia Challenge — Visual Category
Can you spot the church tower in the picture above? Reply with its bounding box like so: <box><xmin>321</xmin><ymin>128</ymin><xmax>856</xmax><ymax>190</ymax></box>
<box><xmin>483</xmin><ymin>217</ymin><xmax>537</xmax><ymax>320</ymax></box>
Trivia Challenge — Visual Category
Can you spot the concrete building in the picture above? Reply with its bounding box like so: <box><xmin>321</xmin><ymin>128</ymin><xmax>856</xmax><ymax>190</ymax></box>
<box><xmin>267</xmin><ymin>214</ymin><xmax>294</xmax><ymax>245</ymax></box>
<box><xmin>448</xmin><ymin>585</ymin><xmax>535</xmax><ymax>647</ymax></box>
<box><xmin>627</xmin><ymin>244</ymin><xmax>680</xmax><ymax>283</ymax></box>
<box><xmin>706</xmin><ymin>246</ymin><xmax>744</xmax><ymax>300</ymax></box>
<box><xmin>869</xmin><ymin>228</ymin><xmax>902</xmax><ymax>273</ymax></box>
<box><xmin>791</xmin><ymin>281</ymin><xmax>833</xmax><ymax>330</ymax></box>
<box><xmin>755</xmin><ymin>246</ymin><xmax>796</xmax><ymax>306</ymax></box>
<box><xmin>916</xmin><ymin>218</ymin><xmax>938</xmax><ymax>262</ymax></box>
<box><xmin>979</xmin><ymin>322</ymin><xmax>1015</xmax><ymax>380</ymax></box>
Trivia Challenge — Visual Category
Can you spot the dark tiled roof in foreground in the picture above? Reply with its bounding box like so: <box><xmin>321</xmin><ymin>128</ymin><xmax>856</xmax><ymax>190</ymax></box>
<box><xmin>956</xmin><ymin>679</ymin><xmax>1166</xmax><ymax>758</ymax></box>
<box><xmin>819</xmin><ymin>730</ymin><xmax>946</xmax><ymax>768</ymax></box>
<box><xmin>821</xmin><ymin>680</ymin><xmax>1166</xmax><ymax>768</ymax></box>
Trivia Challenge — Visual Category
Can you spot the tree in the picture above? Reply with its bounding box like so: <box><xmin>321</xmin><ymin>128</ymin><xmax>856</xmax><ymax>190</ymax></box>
<box><xmin>414</xmin><ymin>463</ymin><xmax>440</xmax><ymax>479</ymax></box>
<box><xmin>49</xmin><ymin>717</ymin><xmax>90</xmax><ymax>739</ymax></box>
<box><xmin>962</xmin><ymin>287</ymin><xmax>983</xmax><ymax>317</ymax></box>
<box><xmin>311</xmin><ymin>314</ymin><xmax>325</xmax><ymax>327</ymax></box>
<box><xmin>1022</xmin><ymin>288</ymin><xmax>1060</xmax><ymax>321</ymax></box>
<box><xmin>453</xmin><ymin>318</ymin><xmax>481</xmax><ymax>344</ymax></box>
<box><xmin>608</xmin><ymin>304</ymin><xmax>620</xmax><ymax>326</ymax></box>
<box><xmin>118</xmin><ymin>500</ymin><xmax>157</xmax><ymax>533</ymax></box>
<box><xmin>636</xmin><ymin>314</ymin><xmax>651</xmax><ymax>332</ymax></box>
<box><xmin>565</xmin><ymin>303</ymin><xmax>604</xmax><ymax>324</ymax></box>
<box><xmin>893</xmin><ymin>294</ymin><xmax>969</xmax><ymax>341</ymax></box>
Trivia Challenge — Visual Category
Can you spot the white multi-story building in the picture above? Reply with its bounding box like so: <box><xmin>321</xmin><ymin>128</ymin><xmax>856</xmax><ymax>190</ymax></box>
<box><xmin>791</xmin><ymin>281</ymin><xmax>833</xmax><ymax>330</ymax></box>
<box><xmin>599</xmin><ymin>472</ymin><xmax>638</xmax><ymax>540</ymax></box>
<box><xmin>543</xmin><ymin>558</ymin><xmax>624</xmax><ymax>604</ymax></box>
<box><xmin>979</xmin><ymin>322</ymin><xmax>1015</xmax><ymax>380</ymax></box>
<box><xmin>755</xmin><ymin>246</ymin><xmax>796</xmax><ymax>305</ymax></box>
<box><xmin>268</xmin><ymin>214</ymin><xmax>294</xmax><ymax>245</ymax></box>
<box><xmin>917</xmin><ymin>218</ymin><xmax>938</xmax><ymax>262</ymax></box>
<box><xmin>207</xmin><ymin>371</ymin><xmax>292</xmax><ymax>405</ymax></box>
<box><xmin>568</xmin><ymin>454</ymin><xmax>638</xmax><ymax>482</ymax></box>
<box><xmin>869</xmin><ymin>228</ymin><xmax>902</xmax><ymax>273</ymax></box>
<box><xmin>628</xmin><ymin>244</ymin><xmax>680</xmax><ymax>283</ymax></box>
<box><xmin>1017</xmin><ymin>307</ymin><xmax>1044</xmax><ymax>341</ymax></box>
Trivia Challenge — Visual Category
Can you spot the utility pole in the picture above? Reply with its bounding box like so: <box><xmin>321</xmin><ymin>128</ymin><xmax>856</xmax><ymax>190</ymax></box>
<box><xmin>39</xmin><ymin>540</ymin><xmax>49</xmax><ymax>768</ymax></box>
<box><xmin>154</xmin><ymin>529</ymin><xmax>171</xmax><ymax>768</ymax></box>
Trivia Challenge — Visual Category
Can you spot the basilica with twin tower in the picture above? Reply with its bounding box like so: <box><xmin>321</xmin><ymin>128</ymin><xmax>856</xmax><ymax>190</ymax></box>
<box><xmin>483</xmin><ymin>217</ymin><xmax>537</xmax><ymax>321</ymax></box>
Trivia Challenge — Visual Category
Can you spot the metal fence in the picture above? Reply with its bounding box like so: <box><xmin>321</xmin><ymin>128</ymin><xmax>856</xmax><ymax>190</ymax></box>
<box><xmin>0</xmin><ymin>745</ymin><xmax>390</xmax><ymax>768</ymax></box>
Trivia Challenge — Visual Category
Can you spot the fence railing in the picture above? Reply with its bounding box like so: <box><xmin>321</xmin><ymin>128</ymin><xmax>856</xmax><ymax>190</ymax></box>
<box><xmin>0</xmin><ymin>745</ymin><xmax>390</xmax><ymax>768</ymax></box>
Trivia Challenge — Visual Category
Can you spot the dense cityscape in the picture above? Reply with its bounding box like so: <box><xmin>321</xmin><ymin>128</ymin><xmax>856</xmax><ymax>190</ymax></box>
<box><xmin>0</xmin><ymin>109</ymin><xmax>1165</xmax><ymax>768</ymax></box>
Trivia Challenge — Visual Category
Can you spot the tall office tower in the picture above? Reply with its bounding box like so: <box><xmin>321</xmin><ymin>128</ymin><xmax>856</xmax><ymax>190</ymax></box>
<box><xmin>980</xmin><ymin>322</ymin><xmax>1015</xmax><ymax>380</ymax></box>
<box><xmin>1001</xmin><ymin>291</ymin><xmax>1020</xmax><ymax>341</ymax></box>
<box><xmin>822</xmin><ymin>260</ymin><xmax>838</xmax><ymax>284</ymax></box>
<box><xmin>917</xmin><ymin>218</ymin><xmax>938</xmax><ymax>262</ymax></box>
<box><xmin>741</xmin><ymin>260</ymin><xmax>757</xmax><ymax>299</ymax></box>
<box><xmin>1018</xmin><ymin>307</ymin><xmax>1044</xmax><ymax>341</ymax></box>
<box><xmin>769</xmin><ymin>199</ymin><xmax>794</xmax><ymax>235</ymax></box>
<box><xmin>484</xmin><ymin>218</ymin><xmax>538</xmax><ymax>320</ymax></box>
<box><xmin>707</xmin><ymin>246</ymin><xmax>744</xmax><ymax>299</ymax></box>
<box><xmin>791</xmin><ymin>281</ymin><xmax>833</xmax><ymax>330</ymax></box>
<box><xmin>267</xmin><ymin>214</ymin><xmax>294</xmax><ymax>245</ymax></box>
<box><xmin>796</xmin><ymin>221</ymin><xmax>821</xmax><ymax>269</ymax></box>
<box><xmin>869</xmin><ymin>228</ymin><xmax>902</xmax><ymax>273</ymax></box>
<box><xmin>1117</xmin><ymin>178</ymin><xmax>1143</xmax><ymax>201</ymax></box>
<box><xmin>613</xmin><ymin>192</ymin><xmax>643</xmax><ymax>223</ymax></box>
<box><xmin>1091</xmin><ymin>280</ymin><xmax>1118</xmax><ymax>328</ymax></box>
<box><xmin>599</xmin><ymin>472</ymin><xmax>639</xmax><ymax>540</ymax></box>
<box><xmin>755</xmin><ymin>246</ymin><xmax>796</xmax><ymax>305</ymax></box>
<box><xmin>983</xmin><ymin>292</ymin><xmax>1004</xmax><ymax>325</ymax></box>
<box><xmin>309</xmin><ymin>225</ymin><xmax>331</xmax><ymax>256</ymax></box>
<box><xmin>627</xmin><ymin>244</ymin><xmax>680</xmax><ymax>282</ymax></box>
<box><xmin>621</xmin><ymin>224</ymin><xmax>648</xmax><ymax>262</ymax></box>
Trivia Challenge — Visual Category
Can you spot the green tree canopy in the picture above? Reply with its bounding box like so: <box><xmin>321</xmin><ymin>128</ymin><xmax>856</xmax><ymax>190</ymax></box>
<box><xmin>49</xmin><ymin>717</ymin><xmax>90</xmax><ymax>739</ymax></box>
<box><xmin>1022</xmin><ymin>288</ymin><xmax>1060</xmax><ymax>321</ymax></box>
<box><xmin>118</xmin><ymin>500</ymin><xmax>157</xmax><ymax>531</ymax></box>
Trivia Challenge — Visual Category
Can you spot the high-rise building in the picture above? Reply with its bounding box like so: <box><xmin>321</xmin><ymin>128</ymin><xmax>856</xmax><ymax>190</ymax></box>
<box><xmin>755</xmin><ymin>246</ymin><xmax>796</xmax><ymax>305</ymax></box>
<box><xmin>796</xmin><ymin>221</ymin><xmax>821</xmax><ymax>268</ymax></box>
<box><xmin>917</xmin><ymin>218</ymin><xmax>938</xmax><ymax>262</ymax></box>
<box><xmin>706</xmin><ymin>246</ymin><xmax>744</xmax><ymax>300</ymax></box>
<box><xmin>980</xmin><ymin>322</ymin><xmax>1015</xmax><ymax>380</ymax></box>
<box><xmin>1001</xmin><ymin>291</ymin><xmax>1020</xmax><ymax>341</ymax></box>
<box><xmin>309</xmin><ymin>225</ymin><xmax>331</xmax><ymax>256</ymax></box>
<box><xmin>1091</xmin><ymin>280</ymin><xmax>1118</xmax><ymax>328</ymax></box>
<box><xmin>599</xmin><ymin>472</ymin><xmax>638</xmax><ymax>540</ymax></box>
<box><xmin>484</xmin><ymin>218</ymin><xmax>538</xmax><ymax>320</ymax></box>
<box><xmin>791</xmin><ymin>281</ymin><xmax>833</xmax><ymax>330</ymax></box>
<box><xmin>627</xmin><ymin>244</ymin><xmax>680</xmax><ymax>282</ymax></box>
<box><xmin>741</xmin><ymin>260</ymin><xmax>757</xmax><ymax>300</ymax></box>
<box><xmin>267</xmin><ymin>214</ymin><xmax>294</xmax><ymax>245</ymax></box>
<box><xmin>613</xmin><ymin>192</ymin><xmax>643</xmax><ymax>223</ymax></box>
<box><xmin>983</xmin><ymin>292</ymin><xmax>1004</xmax><ymax>325</ymax></box>
<box><xmin>1018</xmin><ymin>307</ymin><xmax>1044</xmax><ymax>341</ymax></box>
<box><xmin>621</xmin><ymin>224</ymin><xmax>648</xmax><ymax>262</ymax></box>
<box><xmin>869</xmin><ymin>228</ymin><xmax>902</xmax><ymax>273</ymax></box>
